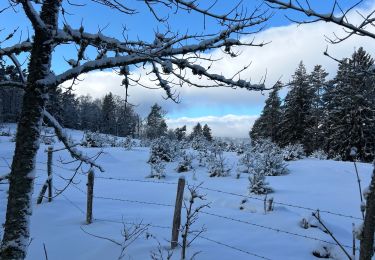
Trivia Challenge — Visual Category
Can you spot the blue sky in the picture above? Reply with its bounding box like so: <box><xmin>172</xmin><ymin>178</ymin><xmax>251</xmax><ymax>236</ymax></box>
<box><xmin>1</xmin><ymin>0</ymin><xmax>374</xmax><ymax>137</ymax></box>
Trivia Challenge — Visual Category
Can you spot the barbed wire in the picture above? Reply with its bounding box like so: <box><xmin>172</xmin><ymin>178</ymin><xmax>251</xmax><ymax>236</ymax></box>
<box><xmin>67</xmin><ymin>181</ymin><xmax>356</xmax><ymax>251</ymax></box>
<box><xmin>200</xmin><ymin>211</ymin><xmax>357</xmax><ymax>251</ymax></box>
<box><xmin>94</xmin><ymin>176</ymin><xmax>363</xmax><ymax>220</ymax></box>
<box><xmin>93</xmin><ymin>218</ymin><xmax>272</xmax><ymax>259</ymax></box>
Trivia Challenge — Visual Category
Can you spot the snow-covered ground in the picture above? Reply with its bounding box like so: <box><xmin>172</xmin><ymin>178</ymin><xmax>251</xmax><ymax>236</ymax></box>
<box><xmin>0</xmin><ymin>126</ymin><xmax>373</xmax><ymax>260</ymax></box>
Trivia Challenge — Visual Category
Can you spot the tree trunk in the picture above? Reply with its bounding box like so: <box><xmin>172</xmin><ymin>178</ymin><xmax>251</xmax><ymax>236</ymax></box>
<box><xmin>0</xmin><ymin>2</ymin><xmax>61</xmax><ymax>259</ymax></box>
<box><xmin>359</xmin><ymin>165</ymin><xmax>375</xmax><ymax>260</ymax></box>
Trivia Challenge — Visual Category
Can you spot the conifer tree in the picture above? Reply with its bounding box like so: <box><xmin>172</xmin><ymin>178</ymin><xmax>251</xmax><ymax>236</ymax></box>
<box><xmin>145</xmin><ymin>103</ymin><xmax>167</xmax><ymax>139</ymax></box>
<box><xmin>190</xmin><ymin>122</ymin><xmax>203</xmax><ymax>140</ymax></box>
<box><xmin>250</xmin><ymin>81</ymin><xmax>282</xmax><ymax>143</ymax></box>
<box><xmin>101</xmin><ymin>92</ymin><xmax>117</xmax><ymax>135</ymax></box>
<box><xmin>202</xmin><ymin>124</ymin><xmax>213</xmax><ymax>141</ymax></box>
<box><xmin>304</xmin><ymin>65</ymin><xmax>328</xmax><ymax>153</ymax></box>
<box><xmin>278</xmin><ymin>62</ymin><xmax>312</xmax><ymax>149</ymax></box>
<box><xmin>175</xmin><ymin>125</ymin><xmax>187</xmax><ymax>141</ymax></box>
<box><xmin>323</xmin><ymin>47</ymin><xmax>375</xmax><ymax>161</ymax></box>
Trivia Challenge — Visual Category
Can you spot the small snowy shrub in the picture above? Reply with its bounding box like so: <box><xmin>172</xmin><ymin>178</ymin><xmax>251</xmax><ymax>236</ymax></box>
<box><xmin>207</xmin><ymin>151</ymin><xmax>231</xmax><ymax>177</ymax></box>
<box><xmin>310</xmin><ymin>150</ymin><xmax>328</xmax><ymax>160</ymax></box>
<box><xmin>148</xmin><ymin>157</ymin><xmax>166</xmax><ymax>179</ymax></box>
<box><xmin>176</xmin><ymin>151</ymin><xmax>194</xmax><ymax>173</ymax></box>
<box><xmin>282</xmin><ymin>143</ymin><xmax>305</xmax><ymax>161</ymax></box>
<box><xmin>191</xmin><ymin>135</ymin><xmax>207</xmax><ymax>150</ymax></box>
<box><xmin>82</xmin><ymin>131</ymin><xmax>106</xmax><ymax>147</ymax></box>
<box><xmin>238</xmin><ymin>149</ymin><xmax>255</xmax><ymax>174</ymax></box>
<box><xmin>122</xmin><ymin>136</ymin><xmax>134</xmax><ymax>150</ymax></box>
<box><xmin>148</xmin><ymin>137</ymin><xmax>173</xmax><ymax>163</ymax></box>
<box><xmin>252</xmin><ymin>139</ymin><xmax>288</xmax><ymax>176</ymax></box>
<box><xmin>248</xmin><ymin>166</ymin><xmax>271</xmax><ymax>195</ymax></box>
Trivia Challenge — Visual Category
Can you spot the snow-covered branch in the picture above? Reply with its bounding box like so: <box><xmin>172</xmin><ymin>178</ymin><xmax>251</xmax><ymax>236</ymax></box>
<box><xmin>0</xmin><ymin>41</ymin><xmax>33</xmax><ymax>58</ymax></box>
<box><xmin>19</xmin><ymin>0</ymin><xmax>46</xmax><ymax>31</ymax></box>
<box><xmin>43</xmin><ymin>110</ymin><xmax>104</xmax><ymax>172</ymax></box>
<box><xmin>265</xmin><ymin>0</ymin><xmax>375</xmax><ymax>41</ymax></box>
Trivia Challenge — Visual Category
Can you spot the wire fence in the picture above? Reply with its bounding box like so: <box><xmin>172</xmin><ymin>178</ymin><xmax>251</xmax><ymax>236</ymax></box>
<box><xmin>1</xmin><ymin>155</ymin><xmax>361</xmax><ymax>258</ymax></box>
<box><xmin>59</xmin><ymin>187</ymin><xmax>273</xmax><ymax>260</ymax></box>
<box><xmin>93</xmin><ymin>175</ymin><xmax>363</xmax><ymax>221</ymax></box>
<box><xmin>66</xmin><ymin>180</ymin><xmax>357</xmax><ymax>252</ymax></box>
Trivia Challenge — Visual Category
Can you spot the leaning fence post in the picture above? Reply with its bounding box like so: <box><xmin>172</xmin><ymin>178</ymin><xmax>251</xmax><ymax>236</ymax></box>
<box><xmin>171</xmin><ymin>176</ymin><xmax>185</xmax><ymax>249</ymax></box>
<box><xmin>86</xmin><ymin>169</ymin><xmax>95</xmax><ymax>224</ymax></box>
<box><xmin>47</xmin><ymin>146</ymin><xmax>53</xmax><ymax>202</ymax></box>
<box><xmin>37</xmin><ymin>146</ymin><xmax>53</xmax><ymax>204</ymax></box>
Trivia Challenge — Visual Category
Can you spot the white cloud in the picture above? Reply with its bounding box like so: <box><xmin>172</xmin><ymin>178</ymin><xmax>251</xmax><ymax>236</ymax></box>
<box><xmin>69</xmin><ymin>3</ymin><xmax>375</xmax><ymax>137</ymax></box>
<box><xmin>166</xmin><ymin>114</ymin><xmax>259</xmax><ymax>138</ymax></box>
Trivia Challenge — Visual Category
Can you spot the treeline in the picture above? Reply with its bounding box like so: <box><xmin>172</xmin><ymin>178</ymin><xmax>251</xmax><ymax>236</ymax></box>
<box><xmin>0</xmin><ymin>63</ymin><xmax>215</xmax><ymax>140</ymax></box>
<box><xmin>250</xmin><ymin>47</ymin><xmax>375</xmax><ymax>162</ymax></box>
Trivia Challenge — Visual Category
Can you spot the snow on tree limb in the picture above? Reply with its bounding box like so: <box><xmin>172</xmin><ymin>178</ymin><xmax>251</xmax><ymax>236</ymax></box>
<box><xmin>43</xmin><ymin>110</ymin><xmax>104</xmax><ymax>172</ymax></box>
<box><xmin>19</xmin><ymin>0</ymin><xmax>47</xmax><ymax>31</ymax></box>
<box><xmin>265</xmin><ymin>0</ymin><xmax>375</xmax><ymax>42</ymax></box>
<box><xmin>0</xmin><ymin>41</ymin><xmax>33</xmax><ymax>58</ymax></box>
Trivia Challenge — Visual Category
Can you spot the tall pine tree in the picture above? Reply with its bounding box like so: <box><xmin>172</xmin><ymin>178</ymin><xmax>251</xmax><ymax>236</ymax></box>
<box><xmin>279</xmin><ymin>62</ymin><xmax>313</xmax><ymax>149</ymax></box>
<box><xmin>323</xmin><ymin>47</ymin><xmax>375</xmax><ymax>161</ymax></box>
<box><xmin>304</xmin><ymin>65</ymin><xmax>328</xmax><ymax>153</ymax></box>
<box><xmin>250</xmin><ymin>81</ymin><xmax>283</xmax><ymax>143</ymax></box>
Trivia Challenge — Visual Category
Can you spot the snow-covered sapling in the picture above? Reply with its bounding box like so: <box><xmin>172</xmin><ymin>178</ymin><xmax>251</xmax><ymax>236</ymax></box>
<box><xmin>176</xmin><ymin>151</ymin><xmax>194</xmax><ymax>173</ymax></box>
<box><xmin>248</xmin><ymin>166</ymin><xmax>271</xmax><ymax>195</ymax></box>
<box><xmin>180</xmin><ymin>184</ymin><xmax>209</xmax><ymax>260</ymax></box>
<box><xmin>148</xmin><ymin>157</ymin><xmax>166</xmax><ymax>179</ymax></box>
<box><xmin>148</xmin><ymin>137</ymin><xmax>173</xmax><ymax>164</ymax></box>
<box><xmin>252</xmin><ymin>139</ymin><xmax>288</xmax><ymax>176</ymax></box>
<box><xmin>282</xmin><ymin>143</ymin><xmax>305</xmax><ymax>161</ymax></box>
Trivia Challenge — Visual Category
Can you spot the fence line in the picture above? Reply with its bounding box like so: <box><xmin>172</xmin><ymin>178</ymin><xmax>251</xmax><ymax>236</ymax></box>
<box><xmin>94</xmin><ymin>176</ymin><xmax>363</xmax><ymax>221</ymax></box>
<box><xmin>200</xmin><ymin>211</ymin><xmax>356</xmax><ymax>251</ymax></box>
<box><xmin>57</xmin><ymin>191</ymin><xmax>272</xmax><ymax>260</ymax></box>
<box><xmin>92</xmin><ymin>218</ymin><xmax>272</xmax><ymax>260</ymax></box>
<box><xmin>67</xmin><ymin>181</ymin><xmax>357</xmax><ymax>251</ymax></box>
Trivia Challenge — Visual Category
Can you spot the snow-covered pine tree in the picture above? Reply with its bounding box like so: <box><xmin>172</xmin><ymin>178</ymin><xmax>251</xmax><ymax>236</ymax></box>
<box><xmin>250</xmin><ymin>81</ymin><xmax>283</xmax><ymax>143</ymax></box>
<box><xmin>145</xmin><ymin>103</ymin><xmax>168</xmax><ymax>140</ymax></box>
<box><xmin>278</xmin><ymin>62</ymin><xmax>313</xmax><ymax>149</ymax></box>
<box><xmin>190</xmin><ymin>122</ymin><xmax>203</xmax><ymax>140</ymax></box>
<box><xmin>101</xmin><ymin>92</ymin><xmax>117</xmax><ymax>135</ymax></box>
<box><xmin>304</xmin><ymin>65</ymin><xmax>328</xmax><ymax>154</ymax></box>
<box><xmin>323</xmin><ymin>47</ymin><xmax>375</xmax><ymax>161</ymax></box>
<box><xmin>252</xmin><ymin>139</ymin><xmax>288</xmax><ymax>176</ymax></box>
<box><xmin>174</xmin><ymin>125</ymin><xmax>187</xmax><ymax>141</ymax></box>
<box><xmin>148</xmin><ymin>136</ymin><xmax>173</xmax><ymax>164</ymax></box>
<box><xmin>202</xmin><ymin>124</ymin><xmax>213</xmax><ymax>142</ymax></box>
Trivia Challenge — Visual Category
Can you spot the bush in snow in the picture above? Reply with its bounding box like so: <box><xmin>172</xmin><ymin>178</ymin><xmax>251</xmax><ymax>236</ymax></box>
<box><xmin>122</xmin><ymin>136</ymin><xmax>135</xmax><ymax>150</ymax></box>
<box><xmin>282</xmin><ymin>143</ymin><xmax>305</xmax><ymax>161</ymax></box>
<box><xmin>207</xmin><ymin>145</ymin><xmax>231</xmax><ymax>177</ymax></box>
<box><xmin>309</xmin><ymin>150</ymin><xmax>328</xmax><ymax>160</ymax></box>
<box><xmin>252</xmin><ymin>139</ymin><xmax>288</xmax><ymax>176</ymax></box>
<box><xmin>190</xmin><ymin>135</ymin><xmax>207</xmax><ymax>151</ymax></box>
<box><xmin>176</xmin><ymin>151</ymin><xmax>194</xmax><ymax>173</ymax></box>
<box><xmin>148</xmin><ymin>137</ymin><xmax>173</xmax><ymax>164</ymax></box>
<box><xmin>82</xmin><ymin>131</ymin><xmax>107</xmax><ymax>147</ymax></box>
<box><xmin>148</xmin><ymin>157</ymin><xmax>166</xmax><ymax>179</ymax></box>
<box><xmin>248</xmin><ymin>166</ymin><xmax>271</xmax><ymax>195</ymax></box>
<box><xmin>237</xmin><ymin>148</ymin><xmax>255</xmax><ymax>174</ymax></box>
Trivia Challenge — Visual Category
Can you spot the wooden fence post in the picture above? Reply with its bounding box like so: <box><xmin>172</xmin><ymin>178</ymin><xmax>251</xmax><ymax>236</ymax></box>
<box><xmin>171</xmin><ymin>176</ymin><xmax>185</xmax><ymax>249</ymax></box>
<box><xmin>47</xmin><ymin>146</ymin><xmax>53</xmax><ymax>202</ymax></box>
<box><xmin>37</xmin><ymin>146</ymin><xmax>53</xmax><ymax>204</ymax></box>
<box><xmin>86</xmin><ymin>170</ymin><xmax>95</xmax><ymax>224</ymax></box>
